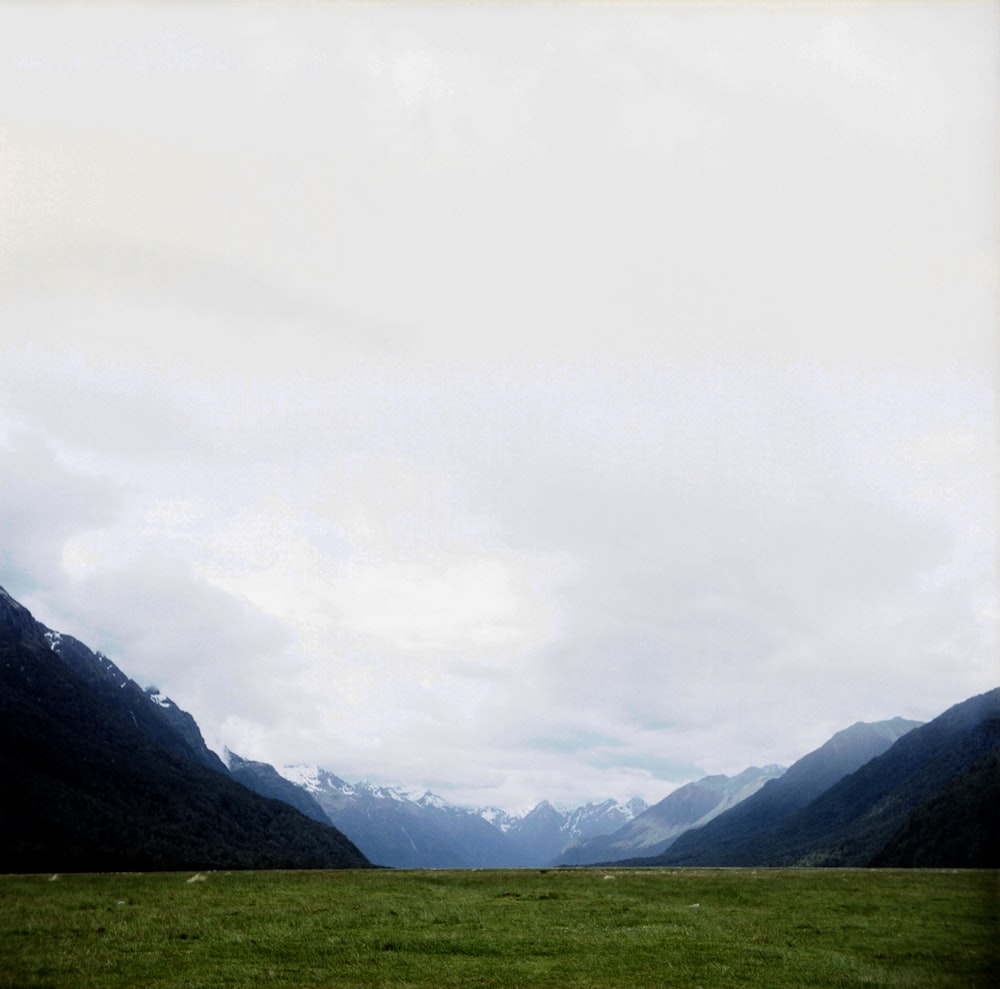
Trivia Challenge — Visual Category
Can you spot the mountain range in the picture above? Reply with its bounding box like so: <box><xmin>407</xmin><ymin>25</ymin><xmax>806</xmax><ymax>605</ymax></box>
<box><xmin>557</xmin><ymin>764</ymin><xmax>786</xmax><ymax>865</ymax></box>
<box><xmin>617</xmin><ymin>691</ymin><xmax>999</xmax><ymax>868</ymax></box>
<box><xmin>1</xmin><ymin>582</ymin><xmax>996</xmax><ymax>871</ymax></box>
<box><xmin>275</xmin><ymin>764</ymin><xmax>648</xmax><ymax>868</ymax></box>
<box><xmin>0</xmin><ymin>584</ymin><xmax>652</xmax><ymax>870</ymax></box>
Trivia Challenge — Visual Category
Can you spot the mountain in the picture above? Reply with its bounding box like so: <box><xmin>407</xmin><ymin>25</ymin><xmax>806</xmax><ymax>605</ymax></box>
<box><xmin>36</xmin><ymin>624</ymin><xmax>228</xmax><ymax>776</ymax></box>
<box><xmin>280</xmin><ymin>765</ymin><xmax>522</xmax><ymax>868</ymax></box>
<box><xmin>226</xmin><ymin>751</ymin><xmax>332</xmax><ymax>826</ymax></box>
<box><xmin>558</xmin><ymin>765</ymin><xmax>785</xmax><ymax>866</ymax></box>
<box><xmin>280</xmin><ymin>765</ymin><xmax>648</xmax><ymax>868</ymax></box>
<box><xmin>639</xmin><ymin>690</ymin><xmax>999</xmax><ymax>867</ymax></box>
<box><xmin>8</xmin><ymin>580</ymin><xmax>989</xmax><ymax>873</ymax></box>
<box><xmin>493</xmin><ymin>798</ymin><xmax>649</xmax><ymax>867</ymax></box>
<box><xmin>0</xmin><ymin>574</ymin><xmax>652</xmax><ymax>873</ymax></box>
<box><xmin>501</xmin><ymin>800</ymin><xmax>566</xmax><ymax>866</ymax></box>
<box><xmin>0</xmin><ymin>584</ymin><xmax>370</xmax><ymax>872</ymax></box>
<box><xmin>142</xmin><ymin>685</ymin><xmax>229</xmax><ymax>774</ymax></box>
<box><xmin>476</xmin><ymin>805</ymin><xmax>520</xmax><ymax>833</ymax></box>
<box><xmin>624</xmin><ymin>717</ymin><xmax>921</xmax><ymax>867</ymax></box>
<box><xmin>410</xmin><ymin>791</ymin><xmax>526</xmax><ymax>868</ymax></box>
<box><xmin>754</xmin><ymin>689</ymin><xmax>1000</xmax><ymax>867</ymax></box>
<box><xmin>869</xmin><ymin>747</ymin><xmax>1000</xmax><ymax>868</ymax></box>
<box><xmin>563</xmin><ymin>797</ymin><xmax>649</xmax><ymax>844</ymax></box>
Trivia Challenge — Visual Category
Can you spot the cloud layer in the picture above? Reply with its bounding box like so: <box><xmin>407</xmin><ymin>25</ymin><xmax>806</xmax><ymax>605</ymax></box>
<box><xmin>1</xmin><ymin>4</ymin><xmax>996</xmax><ymax>811</ymax></box>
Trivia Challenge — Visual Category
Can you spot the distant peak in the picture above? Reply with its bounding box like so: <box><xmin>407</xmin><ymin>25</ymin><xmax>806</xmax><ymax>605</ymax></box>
<box><xmin>417</xmin><ymin>791</ymin><xmax>451</xmax><ymax>810</ymax></box>
<box><xmin>277</xmin><ymin>763</ymin><xmax>323</xmax><ymax>792</ymax></box>
<box><xmin>626</xmin><ymin>796</ymin><xmax>649</xmax><ymax>816</ymax></box>
<box><xmin>833</xmin><ymin>718</ymin><xmax>922</xmax><ymax>743</ymax></box>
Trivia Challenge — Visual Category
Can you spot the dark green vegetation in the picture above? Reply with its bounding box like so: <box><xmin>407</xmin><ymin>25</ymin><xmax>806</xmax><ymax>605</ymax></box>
<box><xmin>0</xmin><ymin>587</ymin><xmax>369</xmax><ymax>872</ymax></box>
<box><xmin>873</xmin><ymin>749</ymin><xmax>1000</xmax><ymax>868</ymax></box>
<box><xmin>631</xmin><ymin>690</ymin><xmax>1000</xmax><ymax>869</ymax></box>
<box><xmin>1</xmin><ymin>868</ymin><xmax>997</xmax><ymax>988</ymax></box>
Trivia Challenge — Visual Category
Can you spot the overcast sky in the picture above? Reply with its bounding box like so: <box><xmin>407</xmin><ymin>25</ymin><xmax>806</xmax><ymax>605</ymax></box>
<box><xmin>1</xmin><ymin>2</ymin><xmax>997</xmax><ymax>812</ymax></box>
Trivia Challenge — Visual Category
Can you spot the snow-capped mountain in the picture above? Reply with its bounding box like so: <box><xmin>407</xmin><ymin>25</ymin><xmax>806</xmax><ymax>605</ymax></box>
<box><xmin>496</xmin><ymin>797</ymin><xmax>650</xmax><ymax>867</ymax></box>
<box><xmin>416</xmin><ymin>791</ymin><xmax>452</xmax><ymax>811</ymax></box>
<box><xmin>278</xmin><ymin>765</ymin><xmax>523</xmax><ymax>868</ymax></box>
<box><xmin>564</xmin><ymin>797</ymin><xmax>649</xmax><ymax>844</ymax></box>
<box><xmin>475</xmin><ymin>806</ymin><xmax>519</xmax><ymax>833</ymax></box>
<box><xmin>276</xmin><ymin>765</ymin><xmax>649</xmax><ymax>868</ymax></box>
<box><xmin>226</xmin><ymin>752</ymin><xmax>331</xmax><ymax>825</ymax></box>
<box><xmin>280</xmin><ymin>765</ymin><xmax>414</xmax><ymax>807</ymax></box>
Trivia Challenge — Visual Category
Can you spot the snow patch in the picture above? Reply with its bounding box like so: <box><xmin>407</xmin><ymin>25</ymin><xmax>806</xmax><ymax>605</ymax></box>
<box><xmin>278</xmin><ymin>764</ymin><xmax>323</xmax><ymax>793</ymax></box>
<box><xmin>417</xmin><ymin>792</ymin><xmax>451</xmax><ymax>810</ymax></box>
<box><xmin>371</xmin><ymin>783</ymin><xmax>411</xmax><ymax>802</ymax></box>
<box><xmin>477</xmin><ymin>807</ymin><xmax>520</xmax><ymax>832</ymax></box>
<box><xmin>44</xmin><ymin>630</ymin><xmax>62</xmax><ymax>652</ymax></box>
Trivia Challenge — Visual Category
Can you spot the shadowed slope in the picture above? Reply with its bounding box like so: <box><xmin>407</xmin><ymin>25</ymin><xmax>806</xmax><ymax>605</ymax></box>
<box><xmin>0</xmin><ymin>585</ymin><xmax>370</xmax><ymax>872</ymax></box>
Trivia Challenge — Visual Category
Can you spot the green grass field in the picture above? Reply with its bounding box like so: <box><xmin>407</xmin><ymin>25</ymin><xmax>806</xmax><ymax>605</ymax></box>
<box><xmin>1</xmin><ymin>868</ymin><xmax>996</xmax><ymax>988</ymax></box>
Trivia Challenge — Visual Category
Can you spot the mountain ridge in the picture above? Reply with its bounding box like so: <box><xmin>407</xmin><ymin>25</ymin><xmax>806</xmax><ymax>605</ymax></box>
<box><xmin>630</xmin><ymin>689</ymin><xmax>999</xmax><ymax>868</ymax></box>
<box><xmin>275</xmin><ymin>763</ymin><xmax>650</xmax><ymax>868</ymax></box>
<box><xmin>557</xmin><ymin>764</ymin><xmax>786</xmax><ymax>866</ymax></box>
<box><xmin>0</xmin><ymin>584</ymin><xmax>370</xmax><ymax>872</ymax></box>
<box><xmin>2</xmin><ymin>583</ymin><xmax>994</xmax><ymax>871</ymax></box>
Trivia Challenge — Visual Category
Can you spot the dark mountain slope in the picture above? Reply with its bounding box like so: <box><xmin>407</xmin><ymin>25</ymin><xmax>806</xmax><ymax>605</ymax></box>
<box><xmin>754</xmin><ymin>689</ymin><xmax>1000</xmax><ymax>867</ymax></box>
<box><xmin>143</xmin><ymin>685</ymin><xmax>229</xmax><ymax>774</ymax></box>
<box><xmin>0</xmin><ymin>585</ymin><xmax>370</xmax><ymax>872</ymax></box>
<box><xmin>646</xmin><ymin>689</ymin><xmax>999</xmax><ymax>868</ymax></box>
<box><xmin>632</xmin><ymin>717</ymin><xmax>919</xmax><ymax>866</ymax></box>
<box><xmin>871</xmin><ymin>748</ymin><xmax>1000</xmax><ymax>868</ymax></box>
<box><xmin>227</xmin><ymin>752</ymin><xmax>332</xmax><ymax>826</ymax></box>
<box><xmin>37</xmin><ymin>625</ymin><xmax>228</xmax><ymax>775</ymax></box>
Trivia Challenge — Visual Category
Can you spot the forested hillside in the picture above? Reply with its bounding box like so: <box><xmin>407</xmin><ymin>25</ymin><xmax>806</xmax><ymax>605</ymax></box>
<box><xmin>0</xmin><ymin>586</ymin><xmax>370</xmax><ymax>872</ymax></box>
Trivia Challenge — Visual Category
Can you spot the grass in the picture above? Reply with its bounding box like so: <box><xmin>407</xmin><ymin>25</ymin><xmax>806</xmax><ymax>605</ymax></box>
<box><xmin>1</xmin><ymin>868</ymin><xmax>996</xmax><ymax>988</ymax></box>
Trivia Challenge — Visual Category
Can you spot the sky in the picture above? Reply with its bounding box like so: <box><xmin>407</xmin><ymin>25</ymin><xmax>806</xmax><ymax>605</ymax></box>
<box><xmin>1</xmin><ymin>2</ymin><xmax>997</xmax><ymax>813</ymax></box>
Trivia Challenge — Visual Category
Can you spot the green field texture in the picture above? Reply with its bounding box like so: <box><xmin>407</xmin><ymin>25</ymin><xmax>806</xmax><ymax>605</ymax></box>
<box><xmin>2</xmin><ymin>868</ymin><xmax>996</xmax><ymax>988</ymax></box>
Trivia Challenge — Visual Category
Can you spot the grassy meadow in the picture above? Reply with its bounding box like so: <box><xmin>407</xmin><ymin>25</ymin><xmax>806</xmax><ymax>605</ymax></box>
<box><xmin>1</xmin><ymin>867</ymin><xmax>996</xmax><ymax>988</ymax></box>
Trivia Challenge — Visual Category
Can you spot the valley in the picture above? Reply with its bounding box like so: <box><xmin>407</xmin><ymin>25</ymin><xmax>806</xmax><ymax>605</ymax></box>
<box><xmin>2</xmin><ymin>582</ymin><xmax>997</xmax><ymax>872</ymax></box>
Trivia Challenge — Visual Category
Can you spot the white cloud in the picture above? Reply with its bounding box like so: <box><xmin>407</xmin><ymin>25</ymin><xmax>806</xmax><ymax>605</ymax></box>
<box><xmin>330</xmin><ymin>555</ymin><xmax>558</xmax><ymax>653</ymax></box>
<box><xmin>0</xmin><ymin>3</ymin><xmax>996</xmax><ymax>811</ymax></box>
<box><xmin>0</xmin><ymin>431</ymin><xmax>123</xmax><ymax>592</ymax></box>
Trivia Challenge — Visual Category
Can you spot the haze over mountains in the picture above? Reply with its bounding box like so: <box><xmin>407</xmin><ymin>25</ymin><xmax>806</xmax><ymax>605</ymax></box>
<box><xmin>0</xmin><ymin>583</ymin><xmax>651</xmax><ymax>869</ymax></box>
<box><xmin>274</xmin><ymin>764</ymin><xmax>648</xmax><ymax>869</ymax></box>
<box><xmin>1</xmin><ymin>583</ymin><xmax>997</xmax><ymax>871</ymax></box>
<box><xmin>624</xmin><ymin>688</ymin><xmax>1000</xmax><ymax>868</ymax></box>
<box><xmin>604</xmin><ymin>717</ymin><xmax>922</xmax><ymax>867</ymax></box>
<box><xmin>557</xmin><ymin>765</ymin><xmax>786</xmax><ymax>866</ymax></box>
